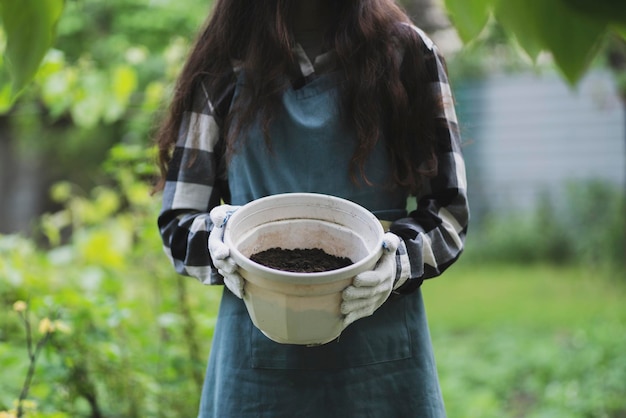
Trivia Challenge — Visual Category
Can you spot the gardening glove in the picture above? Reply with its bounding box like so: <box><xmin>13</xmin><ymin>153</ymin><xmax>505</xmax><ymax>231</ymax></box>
<box><xmin>341</xmin><ymin>232</ymin><xmax>405</xmax><ymax>328</ymax></box>
<box><xmin>208</xmin><ymin>204</ymin><xmax>244</xmax><ymax>299</ymax></box>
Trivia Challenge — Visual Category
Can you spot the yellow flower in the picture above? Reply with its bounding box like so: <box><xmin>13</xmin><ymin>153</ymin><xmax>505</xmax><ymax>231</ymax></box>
<box><xmin>12</xmin><ymin>301</ymin><xmax>27</xmax><ymax>313</ymax></box>
<box><xmin>38</xmin><ymin>317</ymin><xmax>55</xmax><ymax>334</ymax></box>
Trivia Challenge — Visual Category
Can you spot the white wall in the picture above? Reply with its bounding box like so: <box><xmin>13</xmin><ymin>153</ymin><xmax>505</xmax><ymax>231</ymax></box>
<box><xmin>457</xmin><ymin>70</ymin><xmax>625</xmax><ymax>219</ymax></box>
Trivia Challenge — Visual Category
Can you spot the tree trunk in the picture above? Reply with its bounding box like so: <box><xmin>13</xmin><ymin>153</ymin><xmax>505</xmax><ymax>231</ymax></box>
<box><xmin>0</xmin><ymin>116</ymin><xmax>47</xmax><ymax>235</ymax></box>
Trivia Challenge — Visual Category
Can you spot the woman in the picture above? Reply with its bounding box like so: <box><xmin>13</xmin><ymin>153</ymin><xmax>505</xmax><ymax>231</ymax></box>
<box><xmin>156</xmin><ymin>1</ymin><xmax>468</xmax><ymax>416</ymax></box>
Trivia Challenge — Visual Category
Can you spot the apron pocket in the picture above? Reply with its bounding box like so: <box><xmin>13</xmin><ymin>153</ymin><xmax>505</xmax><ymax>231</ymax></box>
<box><xmin>250</xmin><ymin>295</ymin><xmax>412</xmax><ymax>370</ymax></box>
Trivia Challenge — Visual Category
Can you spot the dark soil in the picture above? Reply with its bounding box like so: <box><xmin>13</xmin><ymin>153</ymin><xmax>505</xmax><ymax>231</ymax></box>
<box><xmin>250</xmin><ymin>247</ymin><xmax>353</xmax><ymax>273</ymax></box>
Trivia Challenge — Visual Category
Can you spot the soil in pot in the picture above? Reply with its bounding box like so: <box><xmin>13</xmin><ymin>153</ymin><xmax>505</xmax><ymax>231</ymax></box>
<box><xmin>250</xmin><ymin>248</ymin><xmax>353</xmax><ymax>273</ymax></box>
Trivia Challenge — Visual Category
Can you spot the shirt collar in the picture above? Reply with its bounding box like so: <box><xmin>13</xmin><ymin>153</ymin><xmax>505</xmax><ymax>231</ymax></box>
<box><xmin>293</xmin><ymin>43</ymin><xmax>337</xmax><ymax>77</ymax></box>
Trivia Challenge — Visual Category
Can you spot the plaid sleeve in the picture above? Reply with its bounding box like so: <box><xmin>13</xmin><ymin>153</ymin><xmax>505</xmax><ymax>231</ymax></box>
<box><xmin>391</xmin><ymin>27</ymin><xmax>469</xmax><ymax>293</ymax></box>
<box><xmin>157</xmin><ymin>78</ymin><xmax>235</xmax><ymax>286</ymax></box>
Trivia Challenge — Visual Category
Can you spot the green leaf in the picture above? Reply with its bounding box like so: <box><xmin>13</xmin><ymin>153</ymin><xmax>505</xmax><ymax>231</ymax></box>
<box><xmin>70</xmin><ymin>71</ymin><xmax>107</xmax><ymax>127</ymax></box>
<box><xmin>614</xmin><ymin>25</ymin><xmax>626</xmax><ymax>41</ymax></box>
<box><xmin>0</xmin><ymin>82</ymin><xmax>12</xmax><ymax>113</ymax></box>
<box><xmin>538</xmin><ymin>0</ymin><xmax>606</xmax><ymax>85</ymax></box>
<box><xmin>494</xmin><ymin>0</ymin><xmax>545</xmax><ymax>61</ymax></box>
<box><xmin>444</xmin><ymin>0</ymin><xmax>494</xmax><ymax>43</ymax></box>
<box><xmin>112</xmin><ymin>65</ymin><xmax>138</xmax><ymax>104</ymax></box>
<box><xmin>0</xmin><ymin>0</ymin><xmax>64</xmax><ymax>98</ymax></box>
<box><xmin>495</xmin><ymin>0</ymin><xmax>606</xmax><ymax>84</ymax></box>
<box><xmin>103</xmin><ymin>64</ymin><xmax>138</xmax><ymax>122</ymax></box>
<box><xmin>563</xmin><ymin>0</ymin><xmax>626</xmax><ymax>27</ymax></box>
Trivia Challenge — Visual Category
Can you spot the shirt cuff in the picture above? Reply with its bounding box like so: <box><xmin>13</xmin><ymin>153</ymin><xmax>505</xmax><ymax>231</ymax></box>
<box><xmin>393</xmin><ymin>239</ymin><xmax>411</xmax><ymax>290</ymax></box>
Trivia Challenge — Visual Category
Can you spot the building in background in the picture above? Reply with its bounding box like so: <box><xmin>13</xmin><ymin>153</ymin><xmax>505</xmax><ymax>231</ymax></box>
<box><xmin>457</xmin><ymin>70</ymin><xmax>625</xmax><ymax>223</ymax></box>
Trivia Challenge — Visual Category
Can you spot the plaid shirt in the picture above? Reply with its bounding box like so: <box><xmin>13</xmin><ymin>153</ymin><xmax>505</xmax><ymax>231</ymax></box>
<box><xmin>158</xmin><ymin>26</ymin><xmax>469</xmax><ymax>292</ymax></box>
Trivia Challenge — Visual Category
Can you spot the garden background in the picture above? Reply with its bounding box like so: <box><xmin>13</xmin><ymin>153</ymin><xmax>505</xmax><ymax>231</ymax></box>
<box><xmin>1</xmin><ymin>0</ymin><xmax>625</xmax><ymax>417</ymax></box>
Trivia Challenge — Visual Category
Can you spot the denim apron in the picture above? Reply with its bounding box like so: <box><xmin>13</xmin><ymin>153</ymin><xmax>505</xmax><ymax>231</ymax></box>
<box><xmin>198</xmin><ymin>72</ymin><xmax>446</xmax><ymax>417</ymax></box>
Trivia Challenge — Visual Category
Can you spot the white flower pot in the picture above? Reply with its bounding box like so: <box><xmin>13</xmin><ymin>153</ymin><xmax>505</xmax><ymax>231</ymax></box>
<box><xmin>224</xmin><ymin>193</ymin><xmax>384</xmax><ymax>345</ymax></box>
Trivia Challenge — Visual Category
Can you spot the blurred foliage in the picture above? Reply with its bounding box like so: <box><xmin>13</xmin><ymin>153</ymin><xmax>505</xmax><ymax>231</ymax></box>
<box><xmin>0</xmin><ymin>145</ymin><xmax>221</xmax><ymax>417</ymax></box>
<box><xmin>1</xmin><ymin>0</ymin><xmax>624</xmax><ymax>102</ymax></box>
<box><xmin>0</xmin><ymin>0</ymin><xmax>63</xmax><ymax>100</ymax></box>
<box><xmin>0</xmin><ymin>0</ymin><xmax>211</xmax><ymax>106</ymax></box>
<box><xmin>2</xmin><ymin>159</ymin><xmax>624</xmax><ymax>416</ymax></box>
<box><xmin>0</xmin><ymin>0</ymin><xmax>211</xmax><ymax>198</ymax></box>
<box><xmin>444</xmin><ymin>0</ymin><xmax>626</xmax><ymax>84</ymax></box>
<box><xmin>437</xmin><ymin>322</ymin><xmax>626</xmax><ymax>417</ymax></box>
<box><xmin>445</xmin><ymin>21</ymin><xmax>548</xmax><ymax>83</ymax></box>
<box><xmin>425</xmin><ymin>262</ymin><xmax>626</xmax><ymax>418</ymax></box>
<box><xmin>465</xmin><ymin>180</ymin><xmax>626</xmax><ymax>271</ymax></box>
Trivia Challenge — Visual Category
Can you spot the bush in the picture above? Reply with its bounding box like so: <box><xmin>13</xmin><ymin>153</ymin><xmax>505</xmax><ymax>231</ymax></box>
<box><xmin>436</xmin><ymin>322</ymin><xmax>626</xmax><ymax>418</ymax></box>
<box><xmin>465</xmin><ymin>180</ymin><xmax>626</xmax><ymax>272</ymax></box>
<box><xmin>0</xmin><ymin>145</ymin><xmax>220</xmax><ymax>417</ymax></box>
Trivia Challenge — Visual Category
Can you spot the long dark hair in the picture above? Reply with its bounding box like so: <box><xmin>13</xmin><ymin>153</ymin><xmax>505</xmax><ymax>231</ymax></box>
<box><xmin>155</xmin><ymin>0</ymin><xmax>441</xmax><ymax>193</ymax></box>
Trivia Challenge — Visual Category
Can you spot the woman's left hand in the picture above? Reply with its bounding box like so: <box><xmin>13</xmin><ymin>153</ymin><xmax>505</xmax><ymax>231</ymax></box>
<box><xmin>340</xmin><ymin>233</ymin><xmax>400</xmax><ymax>328</ymax></box>
<box><xmin>208</xmin><ymin>204</ymin><xmax>245</xmax><ymax>298</ymax></box>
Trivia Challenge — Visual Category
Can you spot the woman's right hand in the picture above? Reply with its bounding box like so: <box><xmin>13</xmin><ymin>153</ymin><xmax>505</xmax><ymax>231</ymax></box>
<box><xmin>208</xmin><ymin>205</ymin><xmax>245</xmax><ymax>298</ymax></box>
<box><xmin>341</xmin><ymin>232</ymin><xmax>401</xmax><ymax>328</ymax></box>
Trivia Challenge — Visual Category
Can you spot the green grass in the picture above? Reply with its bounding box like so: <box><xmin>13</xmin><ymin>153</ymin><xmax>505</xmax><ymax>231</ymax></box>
<box><xmin>424</xmin><ymin>260</ymin><xmax>626</xmax><ymax>330</ymax></box>
<box><xmin>422</xmin><ymin>260</ymin><xmax>626</xmax><ymax>418</ymax></box>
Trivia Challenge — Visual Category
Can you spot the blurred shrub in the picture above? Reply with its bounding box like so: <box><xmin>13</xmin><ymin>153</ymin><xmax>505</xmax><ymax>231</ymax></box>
<box><xmin>0</xmin><ymin>0</ymin><xmax>213</xmax><ymax>232</ymax></box>
<box><xmin>436</xmin><ymin>321</ymin><xmax>626</xmax><ymax>418</ymax></box>
<box><xmin>0</xmin><ymin>148</ymin><xmax>623</xmax><ymax>416</ymax></box>
<box><xmin>0</xmin><ymin>145</ymin><xmax>220</xmax><ymax>417</ymax></box>
<box><xmin>465</xmin><ymin>180</ymin><xmax>625</xmax><ymax>271</ymax></box>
